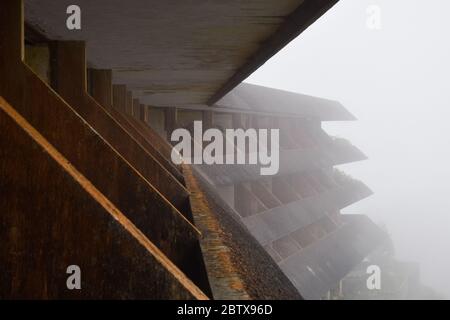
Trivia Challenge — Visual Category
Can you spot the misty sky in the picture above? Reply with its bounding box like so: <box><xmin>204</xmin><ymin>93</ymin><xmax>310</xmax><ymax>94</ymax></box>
<box><xmin>246</xmin><ymin>0</ymin><xmax>450</xmax><ymax>297</ymax></box>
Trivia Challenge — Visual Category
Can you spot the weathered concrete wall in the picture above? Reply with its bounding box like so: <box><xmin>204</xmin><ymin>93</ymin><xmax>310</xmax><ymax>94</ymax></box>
<box><xmin>0</xmin><ymin>4</ymin><xmax>210</xmax><ymax>293</ymax></box>
<box><xmin>0</xmin><ymin>97</ymin><xmax>207</xmax><ymax>299</ymax></box>
<box><xmin>49</xmin><ymin>41</ymin><xmax>188</xmax><ymax>213</ymax></box>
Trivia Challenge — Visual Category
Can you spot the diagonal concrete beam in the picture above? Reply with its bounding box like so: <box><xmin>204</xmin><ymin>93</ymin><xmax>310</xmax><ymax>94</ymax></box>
<box><xmin>0</xmin><ymin>1</ymin><xmax>210</xmax><ymax>291</ymax></box>
<box><xmin>0</xmin><ymin>96</ymin><xmax>208</xmax><ymax>300</ymax></box>
<box><xmin>49</xmin><ymin>41</ymin><xmax>189</xmax><ymax>214</ymax></box>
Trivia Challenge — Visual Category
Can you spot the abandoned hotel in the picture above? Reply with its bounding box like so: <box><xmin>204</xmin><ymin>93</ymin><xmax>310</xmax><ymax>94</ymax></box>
<box><xmin>0</xmin><ymin>0</ymin><xmax>386</xmax><ymax>300</ymax></box>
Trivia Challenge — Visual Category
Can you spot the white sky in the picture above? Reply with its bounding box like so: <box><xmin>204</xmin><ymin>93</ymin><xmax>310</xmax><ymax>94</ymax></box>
<box><xmin>246</xmin><ymin>0</ymin><xmax>450</xmax><ymax>297</ymax></box>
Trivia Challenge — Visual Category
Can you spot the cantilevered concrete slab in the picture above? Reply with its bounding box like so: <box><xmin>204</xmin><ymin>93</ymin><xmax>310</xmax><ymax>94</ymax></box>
<box><xmin>279</xmin><ymin>215</ymin><xmax>386</xmax><ymax>300</ymax></box>
<box><xmin>25</xmin><ymin>0</ymin><xmax>339</xmax><ymax>106</ymax></box>
<box><xmin>216</xmin><ymin>83</ymin><xmax>356</xmax><ymax>121</ymax></box>
<box><xmin>195</xmin><ymin>141</ymin><xmax>367</xmax><ymax>186</ymax></box>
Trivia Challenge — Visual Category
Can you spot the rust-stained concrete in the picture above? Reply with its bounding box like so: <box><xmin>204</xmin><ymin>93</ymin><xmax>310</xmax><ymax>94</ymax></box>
<box><xmin>0</xmin><ymin>1</ymin><xmax>210</xmax><ymax>293</ymax></box>
<box><xmin>184</xmin><ymin>166</ymin><xmax>250</xmax><ymax>300</ymax></box>
<box><xmin>0</xmin><ymin>96</ymin><xmax>207</xmax><ymax>299</ymax></box>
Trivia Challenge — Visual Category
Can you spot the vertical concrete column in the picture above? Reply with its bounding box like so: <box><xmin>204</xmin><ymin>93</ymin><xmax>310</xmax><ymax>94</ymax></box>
<box><xmin>164</xmin><ymin>107</ymin><xmax>177</xmax><ymax>141</ymax></box>
<box><xmin>139</xmin><ymin>104</ymin><xmax>146</xmax><ymax>122</ymax></box>
<box><xmin>0</xmin><ymin>1</ymin><xmax>23</xmax><ymax>71</ymax></box>
<box><xmin>49</xmin><ymin>41</ymin><xmax>86</xmax><ymax>102</ymax></box>
<box><xmin>25</xmin><ymin>45</ymin><xmax>51</xmax><ymax>84</ymax></box>
<box><xmin>126</xmin><ymin>91</ymin><xmax>133</xmax><ymax>115</ymax></box>
<box><xmin>88</xmin><ymin>69</ymin><xmax>113</xmax><ymax>108</ymax></box>
<box><xmin>145</xmin><ymin>106</ymin><xmax>151</xmax><ymax>125</ymax></box>
<box><xmin>202</xmin><ymin>111</ymin><xmax>214</xmax><ymax>129</ymax></box>
<box><xmin>0</xmin><ymin>0</ymin><xmax>31</xmax><ymax>116</ymax></box>
<box><xmin>201</xmin><ymin>111</ymin><xmax>214</xmax><ymax>150</ymax></box>
<box><xmin>112</xmin><ymin>85</ymin><xmax>127</xmax><ymax>113</ymax></box>
<box><xmin>132</xmin><ymin>98</ymin><xmax>140</xmax><ymax>118</ymax></box>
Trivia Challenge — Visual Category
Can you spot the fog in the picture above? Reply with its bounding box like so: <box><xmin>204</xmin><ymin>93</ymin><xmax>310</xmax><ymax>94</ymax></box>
<box><xmin>246</xmin><ymin>0</ymin><xmax>450</xmax><ymax>297</ymax></box>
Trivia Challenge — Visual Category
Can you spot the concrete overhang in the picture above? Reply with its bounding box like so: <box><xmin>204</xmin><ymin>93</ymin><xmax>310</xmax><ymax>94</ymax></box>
<box><xmin>216</xmin><ymin>83</ymin><xmax>356</xmax><ymax>121</ymax></box>
<box><xmin>25</xmin><ymin>0</ymin><xmax>339</xmax><ymax>107</ymax></box>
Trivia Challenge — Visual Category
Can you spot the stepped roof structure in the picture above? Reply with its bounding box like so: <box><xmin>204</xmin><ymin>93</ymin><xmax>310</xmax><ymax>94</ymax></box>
<box><xmin>186</xmin><ymin>85</ymin><xmax>384</xmax><ymax>299</ymax></box>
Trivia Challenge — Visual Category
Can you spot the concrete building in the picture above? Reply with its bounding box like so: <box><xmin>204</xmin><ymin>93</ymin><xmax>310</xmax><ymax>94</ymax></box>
<box><xmin>0</xmin><ymin>0</ymin><xmax>385</xmax><ymax>299</ymax></box>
